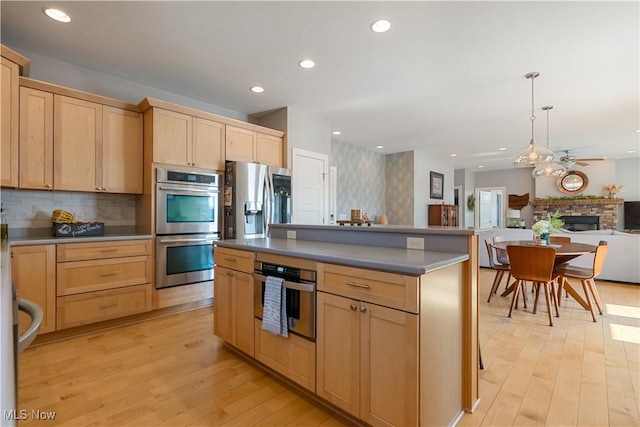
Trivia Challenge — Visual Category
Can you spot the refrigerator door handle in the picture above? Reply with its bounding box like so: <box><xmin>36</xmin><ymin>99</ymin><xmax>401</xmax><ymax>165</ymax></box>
<box><xmin>264</xmin><ymin>173</ymin><xmax>273</xmax><ymax>233</ymax></box>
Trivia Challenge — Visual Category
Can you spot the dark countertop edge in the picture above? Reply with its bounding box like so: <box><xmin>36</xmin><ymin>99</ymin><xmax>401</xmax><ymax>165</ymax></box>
<box><xmin>269</xmin><ymin>223</ymin><xmax>490</xmax><ymax>236</ymax></box>
<box><xmin>215</xmin><ymin>240</ymin><xmax>469</xmax><ymax>275</ymax></box>
<box><xmin>9</xmin><ymin>234</ymin><xmax>153</xmax><ymax>246</ymax></box>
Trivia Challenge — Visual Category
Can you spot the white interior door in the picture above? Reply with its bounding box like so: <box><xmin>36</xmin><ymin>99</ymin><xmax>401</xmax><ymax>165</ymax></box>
<box><xmin>292</xmin><ymin>147</ymin><xmax>328</xmax><ymax>224</ymax></box>
<box><xmin>475</xmin><ymin>186</ymin><xmax>505</xmax><ymax>229</ymax></box>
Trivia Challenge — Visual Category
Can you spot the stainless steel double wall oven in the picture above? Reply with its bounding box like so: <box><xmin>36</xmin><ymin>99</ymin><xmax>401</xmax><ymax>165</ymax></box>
<box><xmin>155</xmin><ymin>167</ymin><xmax>221</xmax><ymax>289</ymax></box>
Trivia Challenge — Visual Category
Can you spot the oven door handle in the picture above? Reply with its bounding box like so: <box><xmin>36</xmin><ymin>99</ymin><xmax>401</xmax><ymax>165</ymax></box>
<box><xmin>158</xmin><ymin>237</ymin><xmax>215</xmax><ymax>244</ymax></box>
<box><xmin>158</xmin><ymin>185</ymin><xmax>220</xmax><ymax>194</ymax></box>
<box><xmin>252</xmin><ymin>272</ymin><xmax>315</xmax><ymax>293</ymax></box>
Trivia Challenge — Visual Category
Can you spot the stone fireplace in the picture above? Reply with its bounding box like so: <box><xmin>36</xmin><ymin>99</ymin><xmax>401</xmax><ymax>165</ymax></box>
<box><xmin>531</xmin><ymin>198</ymin><xmax>623</xmax><ymax>230</ymax></box>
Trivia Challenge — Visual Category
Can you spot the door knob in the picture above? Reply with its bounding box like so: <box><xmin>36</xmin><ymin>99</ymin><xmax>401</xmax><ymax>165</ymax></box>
<box><xmin>350</xmin><ymin>304</ymin><xmax>357</xmax><ymax>311</ymax></box>
<box><xmin>359</xmin><ymin>306</ymin><xmax>367</xmax><ymax>313</ymax></box>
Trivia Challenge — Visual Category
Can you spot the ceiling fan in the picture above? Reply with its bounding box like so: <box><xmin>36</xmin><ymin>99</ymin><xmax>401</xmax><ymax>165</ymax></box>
<box><xmin>557</xmin><ymin>150</ymin><xmax>605</xmax><ymax>167</ymax></box>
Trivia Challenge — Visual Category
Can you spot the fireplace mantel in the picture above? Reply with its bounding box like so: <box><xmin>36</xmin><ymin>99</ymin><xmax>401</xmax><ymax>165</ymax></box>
<box><xmin>530</xmin><ymin>198</ymin><xmax>623</xmax><ymax>230</ymax></box>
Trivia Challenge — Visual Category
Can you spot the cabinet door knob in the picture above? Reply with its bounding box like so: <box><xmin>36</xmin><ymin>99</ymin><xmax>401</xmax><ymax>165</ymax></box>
<box><xmin>350</xmin><ymin>304</ymin><xmax>357</xmax><ymax>311</ymax></box>
<box><xmin>226</xmin><ymin>271</ymin><xmax>234</xmax><ymax>277</ymax></box>
<box><xmin>359</xmin><ymin>306</ymin><xmax>367</xmax><ymax>313</ymax></box>
<box><xmin>102</xmin><ymin>188</ymin><xmax>108</xmax><ymax>192</ymax></box>
<box><xmin>46</xmin><ymin>184</ymin><xmax>52</xmax><ymax>189</ymax></box>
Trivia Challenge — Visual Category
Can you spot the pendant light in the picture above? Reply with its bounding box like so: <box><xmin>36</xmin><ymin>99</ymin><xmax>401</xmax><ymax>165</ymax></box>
<box><xmin>513</xmin><ymin>72</ymin><xmax>555</xmax><ymax>167</ymax></box>
<box><xmin>532</xmin><ymin>105</ymin><xmax>567</xmax><ymax>178</ymax></box>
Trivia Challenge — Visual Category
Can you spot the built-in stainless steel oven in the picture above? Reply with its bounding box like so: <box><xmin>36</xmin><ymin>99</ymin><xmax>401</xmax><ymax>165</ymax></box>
<box><xmin>253</xmin><ymin>261</ymin><xmax>316</xmax><ymax>341</ymax></box>
<box><xmin>156</xmin><ymin>167</ymin><xmax>221</xmax><ymax>235</ymax></box>
<box><xmin>155</xmin><ymin>167</ymin><xmax>221</xmax><ymax>289</ymax></box>
<box><xmin>156</xmin><ymin>233</ymin><xmax>218</xmax><ymax>289</ymax></box>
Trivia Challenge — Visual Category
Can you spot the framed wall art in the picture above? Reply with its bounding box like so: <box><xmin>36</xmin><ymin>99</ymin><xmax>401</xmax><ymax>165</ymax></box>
<box><xmin>430</xmin><ymin>171</ymin><xmax>444</xmax><ymax>199</ymax></box>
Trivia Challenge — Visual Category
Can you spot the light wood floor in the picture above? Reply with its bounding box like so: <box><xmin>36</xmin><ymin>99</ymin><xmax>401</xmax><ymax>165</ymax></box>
<box><xmin>18</xmin><ymin>269</ymin><xmax>640</xmax><ymax>426</ymax></box>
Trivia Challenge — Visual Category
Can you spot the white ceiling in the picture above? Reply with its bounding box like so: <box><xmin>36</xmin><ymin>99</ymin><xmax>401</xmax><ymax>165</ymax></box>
<box><xmin>2</xmin><ymin>1</ymin><xmax>638</xmax><ymax>171</ymax></box>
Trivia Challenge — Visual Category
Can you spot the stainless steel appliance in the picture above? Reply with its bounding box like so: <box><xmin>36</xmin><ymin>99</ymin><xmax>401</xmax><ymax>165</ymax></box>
<box><xmin>253</xmin><ymin>260</ymin><xmax>316</xmax><ymax>341</ymax></box>
<box><xmin>155</xmin><ymin>167</ymin><xmax>221</xmax><ymax>289</ymax></box>
<box><xmin>156</xmin><ymin>234</ymin><xmax>218</xmax><ymax>289</ymax></box>
<box><xmin>224</xmin><ymin>162</ymin><xmax>292</xmax><ymax>239</ymax></box>
<box><xmin>156</xmin><ymin>167</ymin><xmax>221</xmax><ymax>235</ymax></box>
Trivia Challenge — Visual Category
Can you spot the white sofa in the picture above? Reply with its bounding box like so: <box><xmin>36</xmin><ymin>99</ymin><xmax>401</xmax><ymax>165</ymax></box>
<box><xmin>478</xmin><ymin>228</ymin><xmax>640</xmax><ymax>284</ymax></box>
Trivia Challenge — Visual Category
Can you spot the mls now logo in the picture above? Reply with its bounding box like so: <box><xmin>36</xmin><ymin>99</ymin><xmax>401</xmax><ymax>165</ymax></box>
<box><xmin>4</xmin><ymin>409</ymin><xmax>56</xmax><ymax>421</ymax></box>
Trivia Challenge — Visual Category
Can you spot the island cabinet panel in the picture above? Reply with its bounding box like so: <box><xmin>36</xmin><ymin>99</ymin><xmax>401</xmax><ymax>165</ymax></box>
<box><xmin>213</xmin><ymin>247</ymin><xmax>256</xmax><ymax>356</ymax></box>
<box><xmin>316</xmin><ymin>291</ymin><xmax>419</xmax><ymax>427</ymax></box>
<box><xmin>254</xmin><ymin>319</ymin><xmax>316</xmax><ymax>392</ymax></box>
<box><xmin>19</xmin><ymin>87</ymin><xmax>54</xmax><ymax>190</ymax></box>
<box><xmin>11</xmin><ymin>245</ymin><xmax>56</xmax><ymax>335</ymax></box>
<box><xmin>317</xmin><ymin>263</ymin><xmax>419</xmax><ymax>313</ymax></box>
<box><xmin>213</xmin><ymin>265</ymin><xmax>254</xmax><ymax>356</ymax></box>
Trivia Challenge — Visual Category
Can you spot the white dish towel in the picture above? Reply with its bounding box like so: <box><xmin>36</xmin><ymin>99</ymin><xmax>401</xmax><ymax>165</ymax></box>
<box><xmin>261</xmin><ymin>276</ymin><xmax>288</xmax><ymax>337</ymax></box>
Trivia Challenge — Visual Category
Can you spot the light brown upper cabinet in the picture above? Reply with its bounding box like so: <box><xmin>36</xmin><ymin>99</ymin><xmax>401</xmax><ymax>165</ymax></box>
<box><xmin>150</xmin><ymin>107</ymin><xmax>224</xmax><ymax>170</ymax></box>
<box><xmin>18</xmin><ymin>78</ymin><xmax>142</xmax><ymax>194</ymax></box>
<box><xmin>102</xmin><ymin>106</ymin><xmax>143</xmax><ymax>193</ymax></box>
<box><xmin>226</xmin><ymin>125</ymin><xmax>283</xmax><ymax>166</ymax></box>
<box><xmin>19</xmin><ymin>87</ymin><xmax>54</xmax><ymax>189</ymax></box>
<box><xmin>1</xmin><ymin>46</ymin><xmax>29</xmax><ymax>188</ymax></box>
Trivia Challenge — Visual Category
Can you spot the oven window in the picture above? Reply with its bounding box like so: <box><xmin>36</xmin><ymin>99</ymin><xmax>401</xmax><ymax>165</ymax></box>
<box><xmin>166</xmin><ymin>244</ymin><xmax>213</xmax><ymax>275</ymax></box>
<box><xmin>166</xmin><ymin>195</ymin><xmax>215</xmax><ymax>223</ymax></box>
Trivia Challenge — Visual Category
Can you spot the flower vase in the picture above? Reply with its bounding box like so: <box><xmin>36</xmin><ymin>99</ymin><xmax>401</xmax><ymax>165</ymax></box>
<box><xmin>541</xmin><ymin>233</ymin><xmax>550</xmax><ymax>245</ymax></box>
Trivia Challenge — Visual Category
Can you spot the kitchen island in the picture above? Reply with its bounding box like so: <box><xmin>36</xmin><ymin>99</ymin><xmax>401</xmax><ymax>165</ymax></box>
<box><xmin>215</xmin><ymin>224</ymin><xmax>482</xmax><ymax>427</ymax></box>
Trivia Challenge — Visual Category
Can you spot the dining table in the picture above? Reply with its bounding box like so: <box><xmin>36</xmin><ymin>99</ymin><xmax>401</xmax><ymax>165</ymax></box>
<box><xmin>491</xmin><ymin>240</ymin><xmax>598</xmax><ymax>311</ymax></box>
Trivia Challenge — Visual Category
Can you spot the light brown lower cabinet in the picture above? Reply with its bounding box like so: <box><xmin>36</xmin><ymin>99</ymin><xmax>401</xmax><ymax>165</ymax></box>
<box><xmin>11</xmin><ymin>244</ymin><xmax>56</xmax><ymax>335</ymax></box>
<box><xmin>213</xmin><ymin>265</ymin><xmax>254</xmax><ymax>356</ymax></box>
<box><xmin>254</xmin><ymin>319</ymin><xmax>316</xmax><ymax>392</ymax></box>
<box><xmin>56</xmin><ymin>239</ymin><xmax>153</xmax><ymax>330</ymax></box>
<box><xmin>57</xmin><ymin>284</ymin><xmax>152</xmax><ymax>329</ymax></box>
<box><xmin>316</xmin><ymin>291</ymin><xmax>419</xmax><ymax>427</ymax></box>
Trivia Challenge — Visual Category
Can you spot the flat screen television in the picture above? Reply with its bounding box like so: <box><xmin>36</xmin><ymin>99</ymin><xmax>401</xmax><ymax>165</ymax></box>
<box><xmin>623</xmin><ymin>201</ymin><xmax>640</xmax><ymax>231</ymax></box>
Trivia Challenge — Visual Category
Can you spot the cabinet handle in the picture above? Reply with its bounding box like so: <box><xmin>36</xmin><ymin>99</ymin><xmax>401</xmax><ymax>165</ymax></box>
<box><xmin>226</xmin><ymin>271</ymin><xmax>234</xmax><ymax>277</ymax></box>
<box><xmin>359</xmin><ymin>306</ymin><xmax>367</xmax><ymax>313</ymax></box>
<box><xmin>346</xmin><ymin>281</ymin><xmax>370</xmax><ymax>289</ymax></box>
<box><xmin>99</xmin><ymin>302</ymin><xmax>118</xmax><ymax>309</ymax></box>
<box><xmin>99</xmin><ymin>271</ymin><xmax>120</xmax><ymax>277</ymax></box>
<box><xmin>96</xmin><ymin>187</ymin><xmax>102</xmax><ymax>191</ymax></box>
<box><xmin>350</xmin><ymin>304</ymin><xmax>357</xmax><ymax>311</ymax></box>
<box><xmin>224</xmin><ymin>257</ymin><xmax>237</xmax><ymax>262</ymax></box>
<box><xmin>100</xmin><ymin>249</ymin><xmax>119</xmax><ymax>253</ymax></box>
<box><xmin>102</xmin><ymin>188</ymin><xmax>108</xmax><ymax>192</ymax></box>
<box><xmin>46</xmin><ymin>184</ymin><xmax>52</xmax><ymax>189</ymax></box>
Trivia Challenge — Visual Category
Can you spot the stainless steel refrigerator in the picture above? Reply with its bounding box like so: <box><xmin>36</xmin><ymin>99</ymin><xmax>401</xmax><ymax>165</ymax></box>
<box><xmin>224</xmin><ymin>161</ymin><xmax>292</xmax><ymax>239</ymax></box>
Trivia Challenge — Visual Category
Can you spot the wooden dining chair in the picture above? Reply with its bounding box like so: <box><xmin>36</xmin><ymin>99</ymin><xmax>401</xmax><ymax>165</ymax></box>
<box><xmin>506</xmin><ymin>245</ymin><xmax>559</xmax><ymax>326</ymax></box>
<box><xmin>485</xmin><ymin>239</ymin><xmax>511</xmax><ymax>303</ymax></box>
<box><xmin>555</xmin><ymin>241</ymin><xmax>608</xmax><ymax>322</ymax></box>
<box><xmin>549</xmin><ymin>236</ymin><xmax>571</xmax><ymax>244</ymax></box>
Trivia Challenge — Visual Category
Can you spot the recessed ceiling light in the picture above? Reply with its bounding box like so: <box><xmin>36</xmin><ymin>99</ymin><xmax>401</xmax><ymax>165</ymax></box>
<box><xmin>332</xmin><ymin>131</ymin><xmax>341</xmax><ymax>135</ymax></box>
<box><xmin>498</xmin><ymin>147</ymin><xmax>507</xmax><ymax>151</ymax></box>
<box><xmin>376</xmin><ymin>145</ymin><xmax>384</xmax><ymax>149</ymax></box>
<box><xmin>370</xmin><ymin>19</ymin><xmax>391</xmax><ymax>33</ymax></box>
<box><xmin>450</xmin><ymin>154</ymin><xmax>458</xmax><ymax>157</ymax></box>
<box><xmin>626</xmin><ymin>150</ymin><xmax>636</xmax><ymax>154</ymax></box>
<box><xmin>478</xmin><ymin>165</ymin><xmax>485</xmax><ymax>168</ymax></box>
<box><xmin>43</xmin><ymin>7</ymin><xmax>71</xmax><ymax>23</ymax></box>
<box><xmin>299</xmin><ymin>59</ymin><xmax>315</xmax><ymax>69</ymax></box>
<box><xmin>250</xmin><ymin>86</ymin><xmax>264</xmax><ymax>93</ymax></box>
<box><xmin>635</xmin><ymin>129</ymin><xmax>640</xmax><ymax>133</ymax></box>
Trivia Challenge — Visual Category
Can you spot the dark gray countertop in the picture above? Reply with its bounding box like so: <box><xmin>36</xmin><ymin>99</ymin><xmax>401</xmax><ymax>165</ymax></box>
<box><xmin>216</xmin><ymin>238</ymin><xmax>468</xmax><ymax>275</ymax></box>
<box><xmin>270</xmin><ymin>223</ymin><xmax>484</xmax><ymax>236</ymax></box>
<box><xmin>9</xmin><ymin>233</ymin><xmax>152</xmax><ymax>246</ymax></box>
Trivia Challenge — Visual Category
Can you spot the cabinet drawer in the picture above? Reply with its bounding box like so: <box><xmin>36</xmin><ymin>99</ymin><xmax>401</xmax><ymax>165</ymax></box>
<box><xmin>215</xmin><ymin>246</ymin><xmax>254</xmax><ymax>273</ymax></box>
<box><xmin>57</xmin><ymin>239</ymin><xmax>152</xmax><ymax>262</ymax></box>
<box><xmin>317</xmin><ymin>263</ymin><xmax>419</xmax><ymax>313</ymax></box>
<box><xmin>57</xmin><ymin>255</ymin><xmax>152</xmax><ymax>296</ymax></box>
<box><xmin>57</xmin><ymin>284</ymin><xmax>152</xmax><ymax>329</ymax></box>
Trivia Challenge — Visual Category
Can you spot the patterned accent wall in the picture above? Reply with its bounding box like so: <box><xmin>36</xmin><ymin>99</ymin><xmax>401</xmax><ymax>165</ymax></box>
<box><xmin>331</xmin><ymin>141</ymin><xmax>385</xmax><ymax>222</ymax></box>
<box><xmin>0</xmin><ymin>189</ymin><xmax>136</xmax><ymax>230</ymax></box>
<box><xmin>385</xmin><ymin>151</ymin><xmax>414</xmax><ymax>225</ymax></box>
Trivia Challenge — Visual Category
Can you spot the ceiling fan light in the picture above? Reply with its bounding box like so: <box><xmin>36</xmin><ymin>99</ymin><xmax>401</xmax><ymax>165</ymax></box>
<box><xmin>532</xmin><ymin>161</ymin><xmax>566</xmax><ymax>178</ymax></box>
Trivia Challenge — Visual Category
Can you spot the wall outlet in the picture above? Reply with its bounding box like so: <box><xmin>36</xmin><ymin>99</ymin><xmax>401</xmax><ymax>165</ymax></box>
<box><xmin>406</xmin><ymin>237</ymin><xmax>424</xmax><ymax>250</ymax></box>
<box><xmin>287</xmin><ymin>230</ymin><xmax>296</xmax><ymax>239</ymax></box>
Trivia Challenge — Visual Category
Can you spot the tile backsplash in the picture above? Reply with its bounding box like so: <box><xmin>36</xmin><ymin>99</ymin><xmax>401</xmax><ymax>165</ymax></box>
<box><xmin>0</xmin><ymin>189</ymin><xmax>136</xmax><ymax>229</ymax></box>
